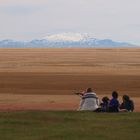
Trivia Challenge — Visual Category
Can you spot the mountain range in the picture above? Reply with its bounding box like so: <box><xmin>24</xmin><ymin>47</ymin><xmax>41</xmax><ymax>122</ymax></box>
<box><xmin>0</xmin><ymin>33</ymin><xmax>137</xmax><ymax>48</ymax></box>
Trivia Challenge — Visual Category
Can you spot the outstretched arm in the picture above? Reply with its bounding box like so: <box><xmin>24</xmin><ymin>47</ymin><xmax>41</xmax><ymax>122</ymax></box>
<box><xmin>75</xmin><ymin>92</ymin><xmax>84</xmax><ymax>96</ymax></box>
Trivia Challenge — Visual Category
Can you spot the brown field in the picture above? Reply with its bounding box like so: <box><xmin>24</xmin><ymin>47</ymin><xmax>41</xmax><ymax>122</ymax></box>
<box><xmin>0</xmin><ymin>48</ymin><xmax>140</xmax><ymax>111</ymax></box>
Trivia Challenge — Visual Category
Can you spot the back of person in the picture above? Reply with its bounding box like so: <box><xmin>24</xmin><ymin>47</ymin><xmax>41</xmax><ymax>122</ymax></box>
<box><xmin>109</xmin><ymin>91</ymin><xmax>120</xmax><ymax>112</ymax></box>
<box><xmin>120</xmin><ymin>95</ymin><xmax>134</xmax><ymax>112</ymax></box>
<box><xmin>79</xmin><ymin>92</ymin><xmax>99</xmax><ymax>111</ymax></box>
<box><xmin>100</xmin><ymin>96</ymin><xmax>110</xmax><ymax>112</ymax></box>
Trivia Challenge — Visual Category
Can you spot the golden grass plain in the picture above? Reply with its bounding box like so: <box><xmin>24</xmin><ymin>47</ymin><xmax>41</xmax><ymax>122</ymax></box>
<box><xmin>0</xmin><ymin>48</ymin><xmax>140</xmax><ymax>111</ymax></box>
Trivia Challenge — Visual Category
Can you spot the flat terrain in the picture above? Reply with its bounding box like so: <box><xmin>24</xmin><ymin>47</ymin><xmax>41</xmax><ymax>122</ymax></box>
<box><xmin>0</xmin><ymin>48</ymin><xmax>140</xmax><ymax>111</ymax></box>
<box><xmin>0</xmin><ymin>111</ymin><xmax>140</xmax><ymax>140</ymax></box>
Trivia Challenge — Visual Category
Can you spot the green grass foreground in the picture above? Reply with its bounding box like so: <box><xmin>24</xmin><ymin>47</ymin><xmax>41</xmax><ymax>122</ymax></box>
<box><xmin>0</xmin><ymin>111</ymin><xmax>140</xmax><ymax>140</ymax></box>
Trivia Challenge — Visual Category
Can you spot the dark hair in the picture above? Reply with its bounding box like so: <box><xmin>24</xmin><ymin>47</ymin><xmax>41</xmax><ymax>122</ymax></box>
<box><xmin>123</xmin><ymin>95</ymin><xmax>130</xmax><ymax>102</ymax></box>
<box><xmin>102</xmin><ymin>96</ymin><xmax>109</xmax><ymax>103</ymax></box>
<box><xmin>86</xmin><ymin>88</ymin><xmax>93</xmax><ymax>93</ymax></box>
<box><xmin>112</xmin><ymin>91</ymin><xmax>118</xmax><ymax>99</ymax></box>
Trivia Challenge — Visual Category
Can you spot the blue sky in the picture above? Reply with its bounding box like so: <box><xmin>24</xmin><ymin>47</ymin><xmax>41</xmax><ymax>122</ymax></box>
<box><xmin>0</xmin><ymin>0</ymin><xmax>140</xmax><ymax>45</ymax></box>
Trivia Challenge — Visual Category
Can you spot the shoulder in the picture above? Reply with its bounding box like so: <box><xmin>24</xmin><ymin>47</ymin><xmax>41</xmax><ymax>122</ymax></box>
<box><xmin>129</xmin><ymin>100</ymin><xmax>134</xmax><ymax>105</ymax></box>
<box><xmin>110</xmin><ymin>98</ymin><xmax>114</xmax><ymax>102</ymax></box>
<box><xmin>85</xmin><ymin>92</ymin><xmax>96</xmax><ymax>95</ymax></box>
<box><xmin>110</xmin><ymin>98</ymin><xmax>119</xmax><ymax>104</ymax></box>
<box><xmin>83</xmin><ymin>92</ymin><xmax>98</xmax><ymax>99</ymax></box>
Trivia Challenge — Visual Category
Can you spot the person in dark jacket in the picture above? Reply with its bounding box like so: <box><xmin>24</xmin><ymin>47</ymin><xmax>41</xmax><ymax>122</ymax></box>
<box><xmin>109</xmin><ymin>91</ymin><xmax>120</xmax><ymax>112</ymax></box>
<box><xmin>100</xmin><ymin>96</ymin><xmax>110</xmax><ymax>112</ymax></box>
<box><xmin>120</xmin><ymin>95</ymin><xmax>134</xmax><ymax>112</ymax></box>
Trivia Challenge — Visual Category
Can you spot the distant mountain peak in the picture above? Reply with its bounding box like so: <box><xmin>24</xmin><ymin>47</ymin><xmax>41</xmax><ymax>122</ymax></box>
<box><xmin>0</xmin><ymin>33</ymin><xmax>138</xmax><ymax>48</ymax></box>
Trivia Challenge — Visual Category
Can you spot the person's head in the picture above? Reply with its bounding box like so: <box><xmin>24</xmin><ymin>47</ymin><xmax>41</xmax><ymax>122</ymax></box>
<box><xmin>123</xmin><ymin>95</ymin><xmax>130</xmax><ymax>102</ymax></box>
<box><xmin>112</xmin><ymin>91</ymin><xmax>118</xmax><ymax>99</ymax></box>
<box><xmin>102</xmin><ymin>96</ymin><xmax>109</xmax><ymax>103</ymax></box>
<box><xmin>86</xmin><ymin>88</ymin><xmax>93</xmax><ymax>93</ymax></box>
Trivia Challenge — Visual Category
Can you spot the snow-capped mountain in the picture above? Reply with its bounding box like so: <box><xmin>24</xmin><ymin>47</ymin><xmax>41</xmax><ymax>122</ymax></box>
<box><xmin>43</xmin><ymin>33</ymin><xmax>90</xmax><ymax>42</ymax></box>
<box><xmin>0</xmin><ymin>33</ymin><xmax>137</xmax><ymax>48</ymax></box>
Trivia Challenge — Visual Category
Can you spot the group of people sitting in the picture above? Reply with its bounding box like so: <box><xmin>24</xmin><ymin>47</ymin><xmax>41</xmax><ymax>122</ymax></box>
<box><xmin>75</xmin><ymin>88</ymin><xmax>134</xmax><ymax>112</ymax></box>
